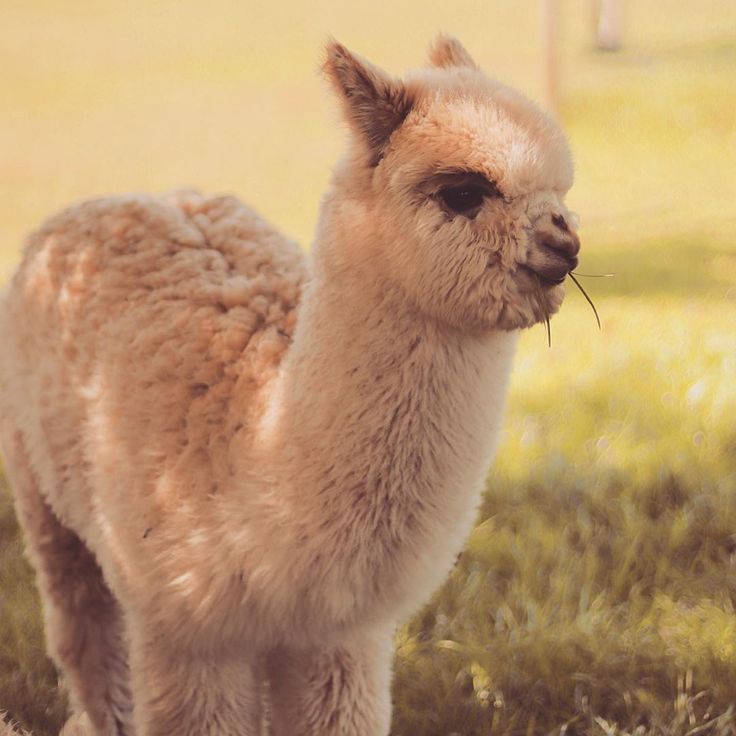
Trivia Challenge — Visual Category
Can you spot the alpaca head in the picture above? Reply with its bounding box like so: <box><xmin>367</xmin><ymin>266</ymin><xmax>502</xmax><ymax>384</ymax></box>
<box><xmin>321</xmin><ymin>35</ymin><xmax>579</xmax><ymax>332</ymax></box>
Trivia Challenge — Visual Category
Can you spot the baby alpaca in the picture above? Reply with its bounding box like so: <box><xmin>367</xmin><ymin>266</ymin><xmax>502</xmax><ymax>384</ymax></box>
<box><xmin>0</xmin><ymin>36</ymin><xmax>579</xmax><ymax>736</ymax></box>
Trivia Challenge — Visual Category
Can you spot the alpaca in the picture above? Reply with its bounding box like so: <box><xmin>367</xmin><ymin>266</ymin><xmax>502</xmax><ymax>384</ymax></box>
<box><xmin>0</xmin><ymin>36</ymin><xmax>579</xmax><ymax>736</ymax></box>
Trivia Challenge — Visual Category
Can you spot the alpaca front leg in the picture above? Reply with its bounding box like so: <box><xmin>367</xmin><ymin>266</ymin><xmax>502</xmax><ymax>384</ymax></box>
<box><xmin>266</xmin><ymin>633</ymin><xmax>394</xmax><ymax>736</ymax></box>
<box><xmin>129</xmin><ymin>634</ymin><xmax>262</xmax><ymax>736</ymax></box>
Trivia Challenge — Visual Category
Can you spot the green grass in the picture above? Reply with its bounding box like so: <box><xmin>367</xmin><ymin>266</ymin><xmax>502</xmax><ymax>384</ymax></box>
<box><xmin>392</xmin><ymin>301</ymin><xmax>736</xmax><ymax>735</ymax></box>
<box><xmin>0</xmin><ymin>480</ymin><xmax>66</xmax><ymax>734</ymax></box>
<box><xmin>2</xmin><ymin>0</ymin><xmax>736</xmax><ymax>734</ymax></box>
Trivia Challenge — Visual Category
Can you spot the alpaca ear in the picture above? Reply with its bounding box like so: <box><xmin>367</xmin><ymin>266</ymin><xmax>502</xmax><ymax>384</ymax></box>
<box><xmin>323</xmin><ymin>41</ymin><xmax>414</xmax><ymax>166</ymax></box>
<box><xmin>427</xmin><ymin>34</ymin><xmax>478</xmax><ymax>69</ymax></box>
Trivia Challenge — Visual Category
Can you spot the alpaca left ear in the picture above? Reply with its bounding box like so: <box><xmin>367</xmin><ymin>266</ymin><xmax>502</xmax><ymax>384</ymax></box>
<box><xmin>427</xmin><ymin>34</ymin><xmax>478</xmax><ymax>69</ymax></box>
<box><xmin>323</xmin><ymin>41</ymin><xmax>414</xmax><ymax>166</ymax></box>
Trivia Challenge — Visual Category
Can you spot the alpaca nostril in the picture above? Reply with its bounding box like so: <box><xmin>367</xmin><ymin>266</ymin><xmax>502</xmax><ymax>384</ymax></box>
<box><xmin>551</xmin><ymin>213</ymin><xmax>569</xmax><ymax>232</ymax></box>
<box><xmin>545</xmin><ymin>212</ymin><xmax>581</xmax><ymax>258</ymax></box>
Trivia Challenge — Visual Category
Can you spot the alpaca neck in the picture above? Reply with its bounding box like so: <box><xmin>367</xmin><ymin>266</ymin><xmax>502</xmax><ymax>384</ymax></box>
<box><xmin>269</xmin><ymin>245</ymin><xmax>519</xmax><ymax>523</ymax></box>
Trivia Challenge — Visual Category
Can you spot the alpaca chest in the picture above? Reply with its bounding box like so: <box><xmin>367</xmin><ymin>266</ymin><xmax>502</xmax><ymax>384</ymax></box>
<box><xmin>284</xmin><ymin>421</ymin><xmax>497</xmax><ymax>634</ymax></box>
<box><xmin>270</xmin><ymin>318</ymin><xmax>517</xmax><ymax>636</ymax></box>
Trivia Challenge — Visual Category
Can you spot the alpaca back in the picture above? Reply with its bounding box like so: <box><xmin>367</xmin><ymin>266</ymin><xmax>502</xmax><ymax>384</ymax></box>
<box><xmin>0</xmin><ymin>191</ymin><xmax>305</xmax><ymax>578</ymax></box>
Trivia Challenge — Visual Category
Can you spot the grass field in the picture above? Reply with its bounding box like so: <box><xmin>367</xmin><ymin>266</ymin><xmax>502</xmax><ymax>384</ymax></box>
<box><xmin>1</xmin><ymin>0</ymin><xmax>736</xmax><ymax>734</ymax></box>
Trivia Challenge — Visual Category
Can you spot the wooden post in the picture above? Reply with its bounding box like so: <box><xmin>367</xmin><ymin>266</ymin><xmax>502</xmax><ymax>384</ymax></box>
<box><xmin>541</xmin><ymin>0</ymin><xmax>560</xmax><ymax>116</ymax></box>
<box><xmin>593</xmin><ymin>0</ymin><xmax>623</xmax><ymax>51</ymax></box>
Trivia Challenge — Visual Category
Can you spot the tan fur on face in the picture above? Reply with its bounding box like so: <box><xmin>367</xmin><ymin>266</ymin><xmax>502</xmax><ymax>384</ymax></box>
<box><xmin>326</xmin><ymin>55</ymin><xmax>576</xmax><ymax>332</ymax></box>
<box><xmin>0</xmin><ymin>36</ymin><xmax>578</xmax><ymax>736</ymax></box>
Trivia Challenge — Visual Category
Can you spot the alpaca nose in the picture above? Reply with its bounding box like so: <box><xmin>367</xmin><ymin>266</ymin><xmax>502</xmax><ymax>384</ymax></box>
<box><xmin>526</xmin><ymin>211</ymin><xmax>581</xmax><ymax>284</ymax></box>
<box><xmin>543</xmin><ymin>213</ymin><xmax>580</xmax><ymax>259</ymax></box>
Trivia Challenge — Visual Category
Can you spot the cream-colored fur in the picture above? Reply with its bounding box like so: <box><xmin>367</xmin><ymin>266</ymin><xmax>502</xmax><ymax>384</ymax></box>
<box><xmin>1</xmin><ymin>713</ymin><xmax>88</xmax><ymax>736</ymax></box>
<box><xmin>0</xmin><ymin>715</ymin><xmax>30</xmax><ymax>736</ymax></box>
<box><xmin>0</xmin><ymin>37</ymin><xmax>579</xmax><ymax>736</ymax></box>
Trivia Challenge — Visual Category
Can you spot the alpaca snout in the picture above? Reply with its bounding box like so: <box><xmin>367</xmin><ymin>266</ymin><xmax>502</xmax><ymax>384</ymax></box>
<box><xmin>538</xmin><ymin>212</ymin><xmax>580</xmax><ymax>259</ymax></box>
<box><xmin>526</xmin><ymin>211</ymin><xmax>580</xmax><ymax>284</ymax></box>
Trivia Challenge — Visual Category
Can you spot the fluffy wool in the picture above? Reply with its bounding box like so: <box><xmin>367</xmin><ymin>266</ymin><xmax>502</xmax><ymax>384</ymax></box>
<box><xmin>0</xmin><ymin>37</ymin><xmax>579</xmax><ymax>736</ymax></box>
<box><xmin>0</xmin><ymin>714</ymin><xmax>90</xmax><ymax>736</ymax></box>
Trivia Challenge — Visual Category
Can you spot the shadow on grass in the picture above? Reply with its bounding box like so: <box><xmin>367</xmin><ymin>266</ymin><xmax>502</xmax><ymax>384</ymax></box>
<box><xmin>619</xmin><ymin>34</ymin><xmax>736</xmax><ymax>69</ymax></box>
<box><xmin>576</xmin><ymin>231</ymin><xmax>736</xmax><ymax>299</ymax></box>
<box><xmin>393</xmin><ymin>462</ymin><xmax>736</xmax><ymax>735</ymax></box>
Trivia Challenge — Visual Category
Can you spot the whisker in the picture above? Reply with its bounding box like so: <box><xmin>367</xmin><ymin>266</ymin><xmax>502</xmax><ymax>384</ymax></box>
<box><xmin>571</xmin><ymin>271</ymin><xmax>614</xmax><ymax>278</ymax></box>
<box><xmin>568</xmin><ymin>272</ymin><xmax>601</xmax><ymax>330</ymax></box>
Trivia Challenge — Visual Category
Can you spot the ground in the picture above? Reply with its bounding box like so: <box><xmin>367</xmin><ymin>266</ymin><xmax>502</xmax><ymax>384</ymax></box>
<box><xmin>1</xmin><ymin>0</ymin><xmax>735</xmax><ymax>733</ymax></box>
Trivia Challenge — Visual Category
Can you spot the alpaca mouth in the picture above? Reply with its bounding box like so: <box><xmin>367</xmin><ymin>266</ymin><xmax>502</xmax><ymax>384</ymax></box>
<box><xmin>519</xmin><ymin>264</ymin><xmax>603</xmax><ymax>334</ymax></box>
<box><xmin>520</xmin><ymin>264</ymin><xmax>568</xmax><ymax>287</ymax></box>
<box><xmin>536</xmin><ymin>253</ymin><xmax>578</xmax><ymax>284</ymax></box>
<box><xmin>537</xmin><ymin>272</ymin><xmax>567</xmax><ymax>286</ymax></box>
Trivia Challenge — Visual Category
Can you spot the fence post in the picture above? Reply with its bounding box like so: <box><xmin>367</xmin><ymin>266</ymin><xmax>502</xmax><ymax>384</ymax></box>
<box><xmin>593</xmin><ymin>0</ymin><xmax>623</xmax><ymax>51</ymax></box>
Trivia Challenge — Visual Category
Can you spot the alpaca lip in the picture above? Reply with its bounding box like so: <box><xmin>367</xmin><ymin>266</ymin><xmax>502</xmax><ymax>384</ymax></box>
<box><xmin>521</xmin><ymin>264</ymin><xmax>569</xmax><ymax>287</ymax></box>
<box><xmin>538</xmin><ymin>273</ymin><xmax>567</xmax><ymax>286</ymax></box>
<box><xmin>525</xmin><ymin>252</ymin><xmax>578</xmax><ymax>286</ymax></box>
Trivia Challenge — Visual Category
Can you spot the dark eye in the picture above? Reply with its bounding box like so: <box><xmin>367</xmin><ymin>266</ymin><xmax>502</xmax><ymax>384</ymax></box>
<box><xmin>438</xmin><ymin>185</ymin><xmax>487</xmax><ymax>216</ymax></box>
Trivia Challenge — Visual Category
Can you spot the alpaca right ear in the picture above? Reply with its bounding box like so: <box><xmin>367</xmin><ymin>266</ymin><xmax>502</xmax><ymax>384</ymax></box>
<box><xmin>427</xmin><ymin>34</ymin><xmax>479</xmax><ymax>69</ymax></box>
<box><xmin>323</xmin><ymin>41</ymin><xmax>414</xmax><ymax>166</ymax></box>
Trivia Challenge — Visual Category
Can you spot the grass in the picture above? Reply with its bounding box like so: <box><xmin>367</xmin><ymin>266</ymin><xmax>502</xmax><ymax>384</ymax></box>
<box><xmin>0</xmin><ymin>482</ymin><xmax>65</xmax><ymax>734</ymax></box>
<box><xmin>392</xmin><ymin>301</ymin><xmax>736</xmax><ymax>735</ymax></box>
<box><xmin>1</xmin><ymin>0</ymin><xmax>736</xmax><ymax>733</ymax></box>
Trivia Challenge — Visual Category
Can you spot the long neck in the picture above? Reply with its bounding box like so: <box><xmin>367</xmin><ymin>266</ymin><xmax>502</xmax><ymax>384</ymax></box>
<box><xmin>268</xmin><ymin>247</ymin><xmax>518</xmax><ymax>524</ymax></box>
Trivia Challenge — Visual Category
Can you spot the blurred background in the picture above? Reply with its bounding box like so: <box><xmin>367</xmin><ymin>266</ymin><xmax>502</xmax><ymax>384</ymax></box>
<box><xmin>1</xmin><ymin>0</ymin><xmax>735</xmax><ymax>734</ymax></box>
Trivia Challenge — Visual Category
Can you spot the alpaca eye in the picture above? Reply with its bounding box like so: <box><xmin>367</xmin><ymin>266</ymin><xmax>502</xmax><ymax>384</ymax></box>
<box><xmin>438</xmin><ymin>185</ymin><xmax>487</xmax><ymax>216</ymax></box>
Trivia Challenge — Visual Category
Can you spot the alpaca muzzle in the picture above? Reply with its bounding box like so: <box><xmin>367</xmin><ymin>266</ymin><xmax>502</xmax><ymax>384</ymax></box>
<box><xmin>526</xmin><ymin>211</ymin><xmax>580</xmax><ymax>285</ymax></box>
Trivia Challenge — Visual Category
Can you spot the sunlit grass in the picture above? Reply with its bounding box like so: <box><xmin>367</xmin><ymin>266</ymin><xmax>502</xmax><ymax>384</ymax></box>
<box><xmin>2</xmin><ymin>0</ymin><xmax>736</xmax><ymax>733</ymax></box>
<box><xmin>393</xmin><ymin>298</ymin><xmax>736</xmax><ymax>735</ymax></box>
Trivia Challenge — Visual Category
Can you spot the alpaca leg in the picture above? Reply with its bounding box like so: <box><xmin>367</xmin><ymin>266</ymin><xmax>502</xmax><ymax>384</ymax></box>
<box><xmin>266</xmin><ymin>633</ymin><xmax>394</xmax><ymax>736</ymax></box>
<box><xmin>7</xmin><ymin>433</ymin><xmax>133</xmax><ymax>736</ymax></box>
<box><xmin>128</xmin><ymin>634</ymin><xmax>262</xmax><ymax>736</ymax></box>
